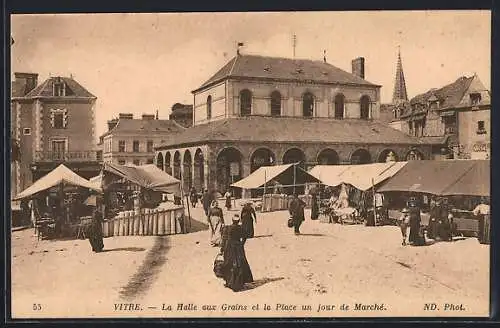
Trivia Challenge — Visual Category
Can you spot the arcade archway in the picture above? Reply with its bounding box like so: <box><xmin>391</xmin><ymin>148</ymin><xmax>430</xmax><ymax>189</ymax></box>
<box><xmin>156</xmin><ymin>152</ymin><xmax>164</xmax><ymax>170</ymax></box>
<box><xmin>193</xmin><ymin>148</ymin><xmax>205</xmax><ymax>191</ymax></box>
<box><xmin>351</xmin><ymin>149</ymin><xmax>371</xmax><ymax>164</ymax></box>
<box><xmin>283</xmin><ymin>148</ymin><xmax>306</xmax><ymax>168</ymax></box>
<box><xmin>250</xmin><ymin>148</ymin><xmax>276</xmax><ymax>173</ymax></box>
<box><xmin>377</xmin><ymin>149</ymin><xmax>399</xmax><ymax>163</ymax></box>
<box><xmin>216</xmin><ymin>147</ymin><xmax>243</xmax><ymax>196</ymax></box>
<box><xmin>173</xmin><ymin>151</ymin><xmax>181</xmax><ymax>180</ymax></box>
<box><xmin>183</xmin><ymin>150</ymin><xmax>192</xmax><ymax>191</ymax></box>
<box><xmin>317</xmin><ymin>148</ymin><xmax>339</xmax><ymax>165</ymax></box>
<box><xmin>165</xmin><ymin>152</ymin><xmax>172</xmax><ymax>175</ymax></box>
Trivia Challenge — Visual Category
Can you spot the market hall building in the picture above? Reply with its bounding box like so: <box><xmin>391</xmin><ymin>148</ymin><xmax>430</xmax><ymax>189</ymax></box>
<box><xmin>155</xmin><ymin>54</ymin><xmax>431</xmax><ymax>196</ymax></box>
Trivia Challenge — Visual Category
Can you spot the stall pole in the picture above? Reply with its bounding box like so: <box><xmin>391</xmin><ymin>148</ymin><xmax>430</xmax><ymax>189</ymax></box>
<box><xmin>263</xmin><ymin>169</ymin><xmax>267</xmax><ymax>200</ymax></box>
<box><xmin>372</xmin><ymin>178</ymin><xmax>376</xmax><ymax>226</ymax></box>
<box><xmin>293</xmin><ymin>163</ymin><xmax>297</xmax><ymax>195</ymax></box>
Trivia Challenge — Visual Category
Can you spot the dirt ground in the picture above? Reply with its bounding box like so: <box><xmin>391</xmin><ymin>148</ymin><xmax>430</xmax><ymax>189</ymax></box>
<box><xmin>11</xmin><ymin>203</ymin><xmax>490</xmax><ymax>318</ymax></box>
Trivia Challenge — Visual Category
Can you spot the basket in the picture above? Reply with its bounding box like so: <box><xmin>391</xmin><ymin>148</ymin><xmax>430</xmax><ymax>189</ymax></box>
<box><xmin>213</xmin><ymin>253</ymin><xmax>225</xmax><ymax>278</ymax></box>
<box><xmin>287</xmin><ymin>218</ymin><xmax>294</xmax><ymax>228</ymax></box>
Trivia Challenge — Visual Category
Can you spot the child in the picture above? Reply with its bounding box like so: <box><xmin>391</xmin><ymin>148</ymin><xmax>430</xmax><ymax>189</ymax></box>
<box><xmin>399</xmin><ymin>208</ymin><xmax>410</xmax><ymax>246</ymax></box>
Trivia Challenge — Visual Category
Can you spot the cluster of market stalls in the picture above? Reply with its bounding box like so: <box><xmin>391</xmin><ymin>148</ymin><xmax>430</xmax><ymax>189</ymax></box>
<box><xmin>230</xmin><ymin>160</ymin><xmax>490</xmax><ymax>243</ymax></box>
<box><xmin>12</xmin><ymin>163</ymin><xmax>190</xmax><ymax>240</ymax></box>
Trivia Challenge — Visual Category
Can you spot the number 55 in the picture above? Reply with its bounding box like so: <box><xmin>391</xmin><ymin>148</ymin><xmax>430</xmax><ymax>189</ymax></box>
<box><xmin>33</xmin><ymin>303</ymin><xmax>42</xmax><ymax>311</ymax></box>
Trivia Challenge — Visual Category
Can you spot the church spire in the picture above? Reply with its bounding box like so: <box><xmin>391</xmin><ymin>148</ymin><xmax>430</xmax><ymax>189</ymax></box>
<box><xmin>392</xmin><ymin>47</ymin><xmax>408</xmax><ymax>104</ymax></box>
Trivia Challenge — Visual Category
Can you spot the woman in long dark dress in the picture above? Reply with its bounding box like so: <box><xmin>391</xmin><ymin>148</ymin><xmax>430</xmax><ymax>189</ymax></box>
<box><xmin>310</xmin><ymin>193</ymin><xmax>319</xmax><ymax>220</ymax></box>
<box><xmin>88</xmin><ymin>204</ymin><xmax>104</xmax><ymax>252</ymax></box>
<box><xmin>220</xmin><ymin>215</ymin><xmax>254</xmax><ymax>292</ymax></box>
<box><xmin>408</xmin><ymin>207</ymin><xmax>421</xmax><ymax>245</ymax></box>
<box><xmin>240</xmin><ymin>202</ymin><xmax>257</xmax><ymax>240</ymax></box>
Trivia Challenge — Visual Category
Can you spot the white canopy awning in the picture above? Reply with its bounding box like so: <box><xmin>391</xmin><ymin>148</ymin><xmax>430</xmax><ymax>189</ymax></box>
<box><xmin>103</xmin><ymin>163</ymin><xmax>181</xmax><ymax>193</ymax></box>
<box><xmin>231</xmin><ymin>163</ymin><xmax>320</xmax><ymax>189</ymax></box>
<box><xmin>231</xmin><ymin>164</ymin><xmax>293</xmax><ymax>189</ymax></box>
<box><xmin>309</xmin><ymin>162</ymin><xmax>408</xmax><ymax>191</ymax></box>
<box><xmin>13</xmin><ymin>164</ymin><xmax>101</xmax><ymax>200</ymax></box>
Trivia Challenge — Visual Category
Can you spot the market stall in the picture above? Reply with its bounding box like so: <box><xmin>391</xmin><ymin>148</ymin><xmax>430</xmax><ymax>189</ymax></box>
<box><xmin>231</xmin><ymin>163</ymin><xmax>320</xmax><ymax>212</ymax></box>
<box><xmin>13</xmin><ymin>164</ymin><xmax>101</xmax><ymax>240</ymax></box>
<box><xmin>98</xmin><ymin>163</ymin><xmax>187</xmax><ymax>236</ymax></box>
<box><xmin>377</xmin><ymin>160</ymin><xmax>490</xmax><ymax>243</ymax></box>
<box><xmin>309</xmin><ymin>162</ymin><xmax>408</xmax><ymax>225</ymax></box>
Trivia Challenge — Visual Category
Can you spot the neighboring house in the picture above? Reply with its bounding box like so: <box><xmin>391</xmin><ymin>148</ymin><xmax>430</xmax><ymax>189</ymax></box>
<box><xmin>390</xmin><ymin>74</ymin><xmax>491</xmax><ymax>160</ymax></box>
<box><xmin>99</xmin><ymin>113</ymin><xmax>185</xmax><ymax>166</ymax></box>
<box><xmin>155</xmin><ymin>53</ymin><xmax>430</xmax><ymax>195</ymax></box>
<box><xmin>11</xmin><ymin>72</ymin><xmax>101</xmax><ymax>196</ymax></box>
<box><xmin>169</xmin><ymin>103</ymin><xmax>193</xmax><ymax>128</ymax></box>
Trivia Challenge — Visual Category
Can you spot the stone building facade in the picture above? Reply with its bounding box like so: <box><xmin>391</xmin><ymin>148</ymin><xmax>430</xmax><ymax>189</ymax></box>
<box><xmin>389</xmin><ymin>74</ymin><xmax>491</xmax><ymax>160</ymax></box>
<box><xmin>155</xmin><ymin>54</ymin><xmax>430</xmax><ymax>195</ymax></box>
<box><xmin>99</xmin><ymin>113</ymin><xmax>185</xmax><ymax>166</ymax></box>
<box><xmin>11</xmin><ymin>73</ymin><xmax>100</xmax><ymax>196</ymax></box>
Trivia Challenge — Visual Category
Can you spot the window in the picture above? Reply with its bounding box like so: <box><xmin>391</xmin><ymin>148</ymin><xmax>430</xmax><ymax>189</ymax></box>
<box><xmin>334</xmin><ymin>94</ymin><xmax>345</xmax><ymax>119</ymax></box>
<box><xmin>270</xmin><ymin>91</ymin><xmax>281</xmax><ymax>116</ymax></box>
<box><xmin>118</xmin><ymin>159</ymin><xmax>126</xmax><ymax>165</ymax></box>
<box><xmin>51</xmin><ymin>139</ymin><xmax>66</xmax><ymax>160</ymax></box>
<box><xmin>470</xmin><ymin>93</ymin><xmax>481</xmax><ymax>105</ymax></box>
<box><xmin>147</xmin><ymin>140</ymin><xmax>154</xmax><ymax>152</ymax></box>
<box><xmin>53</xmin><ymin>113</ymin><xmax>64</xmax><ymax>128</ymax></box>
<box><xmin>360</xmin><ymin>95</ymin><xmax>370</xmax><ymax>119</ymax></box>
<box><xmin>50</xmin><ymin>109</ymin><xmax>68</xmax><ymax>128</ymax></box>
<box><xmin>240</xmin><ymin>89</ymin><xmax>252</xmax><ymax>116</ymax></box>
<box><xmin>133</xmin><ymin>159</ymin><xmax>140</xmax><ymax>166</ymax></box>
<box><xmin>133</xmin><ymin>140</ymin><xmax>140</xmax><ymax>152</ymax></box>
<box><xmin>118</xmin><ymin>140</ymin><xmax>126</xmax><ymax>152</ymax></box>
<box><xmin>53</xmin><ymin>82</ymin><xmax>65</xmax><ymax>97</ymax></box>
<box><xmin>23</xmin><ymin>128</ymin><xmax>31</xmax><ymax>135</ymax></box>
<box><xmin>302</xmin><ymin>92</ymin><xmax>314</xmax><ymax>117</ymax></box>
<box><xmin>206</xmin><ymin>95</ymin><xmax>212</xmax><ymax>119</ymax></box>
<box><xmin>477</xmin><ymin>121</ymin><xmax>486</xmax><ymax>134</ymax></box>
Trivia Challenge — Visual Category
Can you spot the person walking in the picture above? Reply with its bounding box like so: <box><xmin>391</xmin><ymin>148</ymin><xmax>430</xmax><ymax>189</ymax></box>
<box><xmin>289</xmin><ymin>194</ymin><xmax>306</xmax><ymax>235</ymax></box>
<box><xmin>189</xmin><ymin>187</ymin><xmax>198</xmax><ymax>208</ymax></box>
<box><xmin>208</xmin><ymin>200</ymin><xmax>224</xmax><ymax>247</ymax></box>
<box><xmin>399</xmin><ymin>208</ymin><xmax>410</xmax><ymax>246</ymax></box>
<box><xmin>240</xmin><ymin>201</ymin><xmax>257</xmax><ymax>242</ymax></box>
<box><xmin>219</xmin><ymin>214</ymin><xmax>254</xmax><ymax>292</ymax></box>
<box><xmin>310</xmin><ymin>187</ymin><xmax>319</xmax><ymax>221</ymax></box>
<box><xmin>224</xmin><ymin>190</ymin><xmax>232</xmax><ymax>211</ymax></box>
<box><xmin>88</xmin><ymin>197</ymin><xmax>104</xmax><ymax>253</ymax></box>
<box><xmin>407</xmin><ymin>197</ymin><xmax>423</xmax><ymax>245</ymax></box>
<box><xmin>202</xmin><ymin>189</ymin><xmax>213</xmax><ymax>219</ymax></box>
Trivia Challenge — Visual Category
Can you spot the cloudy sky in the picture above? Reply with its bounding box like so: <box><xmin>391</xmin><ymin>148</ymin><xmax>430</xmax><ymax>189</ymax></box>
<box><xmin>11</xmin><ymin>11</ymin><xmax>490</xmax><ymax>138</ymax></box>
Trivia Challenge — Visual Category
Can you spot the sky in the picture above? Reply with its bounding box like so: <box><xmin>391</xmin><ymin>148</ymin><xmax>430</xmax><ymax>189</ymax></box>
<box><xmin>11</xmin><ymin>11</ymin><xmax>491</xmax><ymax>139</ymax></box>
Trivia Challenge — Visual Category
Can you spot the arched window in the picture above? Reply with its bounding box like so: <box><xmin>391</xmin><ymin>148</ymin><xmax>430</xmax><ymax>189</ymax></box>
<box><xmin>270</xmin><ymin>91</ymin><xmax>281</xmax><ymax>116</ymax></box>
<box><xmin>240</xmin><ymin>89</ymin><xmax>252</xmax><ymax>116</ymax></box>
<box><xmin>334</xmin><ymin>94</ymin><xmax>345</xmax><ymax>119</ymax></box>
<box><xmin>303</xmin><ymin>92</ymin><xmax>314</xmax><ymax>117</ymax></box>
<box><xmin>206</xmin><ymin>95</ymin><xmax>212</xmax><ymax>119</ymax></box>
<box><xmin>360</xmin><ymin>95</ymin><xmax>370</xmax><ymax>119</ymax></box>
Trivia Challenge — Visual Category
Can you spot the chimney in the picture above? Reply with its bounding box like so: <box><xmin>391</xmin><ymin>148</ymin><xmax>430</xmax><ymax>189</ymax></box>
<box><xmin>351</xmin><ymin>57</ymin><xmax>365</xmax><ymax>79</ymax></box>
<box><xmin>14</xmin><ymin>72</ymin><xmax>38</xmax><ymax>95</ymax></box>
<box><xmin>118</xmin><ymin>113</ymin><xmax>134</xmax><ymax>120</ymax></box>
<box><xmin>142</xmin><ymin>114</ymin><xmax>155</xmax><ymax>120</ymax></box>
<box><xmin>107</xmin><ymin>118</ymin><xmax>118</xmax><ymax>131</ymax></box>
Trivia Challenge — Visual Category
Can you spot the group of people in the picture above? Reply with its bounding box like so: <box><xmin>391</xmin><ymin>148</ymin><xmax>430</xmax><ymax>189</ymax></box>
<box><xmin>208</xmin><ymin>198</ymin><xmax>257</xmax><ymax>292</ymax></box>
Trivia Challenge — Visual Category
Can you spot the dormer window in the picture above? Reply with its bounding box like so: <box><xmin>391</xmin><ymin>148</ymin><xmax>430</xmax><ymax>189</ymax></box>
<box><xmin>470</xmin><ymin>93</ymin><xmax>481</xmax><ymax>105</ymax></box>
<box><xmin>53</xmin><ymin>80</ymin><xmax>66</xmax><ymax>97</ymax></box>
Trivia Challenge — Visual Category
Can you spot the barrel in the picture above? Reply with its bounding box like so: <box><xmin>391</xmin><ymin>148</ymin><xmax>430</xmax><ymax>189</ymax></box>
<box><xmin>165</xmin><ymin>210</ymin><xmax>172</xmax><ymax>235</ymax></box>
<box><xmin>174</xmin><ymin>209</ymin><xmax>182</xmax><ymax>233</ymax></box>
<box><xmin>271</xmin><ymin>194</ymin><xmax>279</xmax><ymax>211</ymax></box>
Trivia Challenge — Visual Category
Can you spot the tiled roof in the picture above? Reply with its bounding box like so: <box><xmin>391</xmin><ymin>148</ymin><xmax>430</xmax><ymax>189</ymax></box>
<box><xmin>157</xmin><ymin>116</ymin><xmax>424</xmax><ymax>149</ymax></box>
<box><xmin>22</xmin><ymin>76</ymin><xmax>96</xmax><ymax>98</ymax></box>
<box><xmin>194</xmin><ymin>54</ymin><xmax>379</xmax><ymax>92</ymax></box>
<box><xmin>409</xmin><ymin>76</ymin><xmax>474</xmax><ymax>108</ymax></box>
<box><xmin>100</xmin><ymin>119</ymin><xmax>185</xmax><ymax>138</ymax></box>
